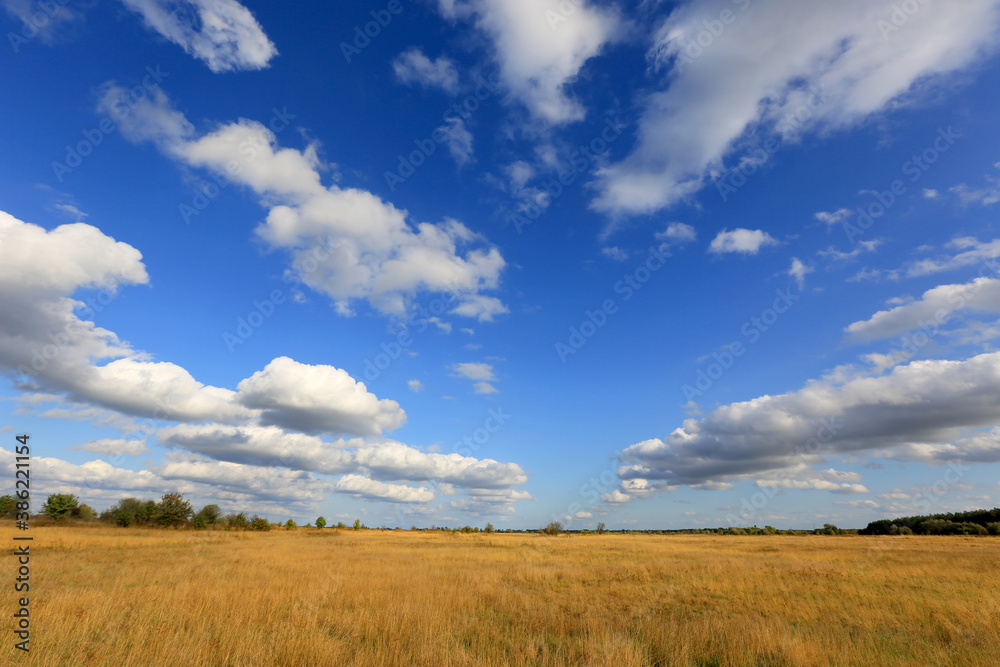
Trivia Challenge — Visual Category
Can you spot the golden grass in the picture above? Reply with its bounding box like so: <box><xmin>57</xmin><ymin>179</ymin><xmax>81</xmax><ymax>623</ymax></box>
<box><xmin>3</xmin><ymin>527</ymin><xmax>999</xmax><ymax>666</ymax></box>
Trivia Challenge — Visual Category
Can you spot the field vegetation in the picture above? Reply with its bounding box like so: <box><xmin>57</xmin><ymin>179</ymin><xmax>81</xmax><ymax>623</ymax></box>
<box><xmin>3</xmin><ymin>526</ymin><xmax>999</xmax><ymax>666</ymax></box>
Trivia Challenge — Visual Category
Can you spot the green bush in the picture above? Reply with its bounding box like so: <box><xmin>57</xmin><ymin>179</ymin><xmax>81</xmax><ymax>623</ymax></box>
<box><xmin>316</xmin><ymin>516</ymin><xmax>327</xmax><ymax>529</ymax></box>
<box><xmin>42</xmin><ymin>493</ymin><xmax>78</xmax><ymax>520</ymax></box>
<box><xmin>285</xmin><ymin>519</ymin><xmax>296</xmax><ymax>530</ymax></box>
<box><xmin>986</xmin><ymin>522</ymin><xmax>1000</xmax><ymax>536</ymax></box>
<box><xmin>250</xmin><ymin>516</ymin><xmax>271</xmax><ymax>531</ymax></box>
<box><xmin>155</xmin><ymin>493</ymin><xmax>193</xmax><ymax>527</ymax></box>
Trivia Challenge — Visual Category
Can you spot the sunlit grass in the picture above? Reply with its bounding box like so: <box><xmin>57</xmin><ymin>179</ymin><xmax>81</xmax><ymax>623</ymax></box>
<box><xmin>3</xmin><ymin>527</ymin><xmax>999</xmax><ymax>665</ymax></box>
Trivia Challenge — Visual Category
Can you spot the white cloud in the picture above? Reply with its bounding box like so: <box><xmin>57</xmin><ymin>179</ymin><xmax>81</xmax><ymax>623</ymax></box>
<box><xmin>923</xmin><ymin>188</ymin><xmax>940</xmax><ymax>199</ymax></box>
<box><xmin>73</xmin><ymin>438</ymin><xmax>148</xmax><ymax>456</ymax></box>
<box><xmin>755</xmin><ymin>479</ymin><xmax>868</xmax><ymax>494</ymax></box>
<box><xmin>450</xmin><ymin>362</ymin><xmax>495</xmax><ymax>381</ymax></box>
<box><xmin>97</xmin><ymin>85</ymin><xmax>506</xmax><ymax>319</ymax></box>
<box><xmin>2</xmin><ymin>0</ymin><xmax>82</xmax><ymax>43</ymax></box>
<box><xmin>844</xmin><ymin>276</ymin><xmax>1000</xmax><ymax>343</ymax></box>
<box><xmin>601</xmin><ymin>489</ymin><xmax>631</xmax><ymax>504</ymax></box>
<box><xmin>617</xmin><ymin>351</ymin><xmax>1000</xmax><ymax>488</ymax></box>
<box><xmin>898</xmin><ymin>238</ymin><xmax>1000</xmax><ymax>279</ymax></box>
<box><xmin>787</xmin><ymin>258</ymin><xmax>813</xmax><ymax>290</ymax></box>
<box><xmin>949</xmin><ymin>164</ymin><xmax>1000</xmax><ymax>206</ymax></box>
<box><xmin>235</xmin><ymin>357</ymin><xmax>406</xmax><ymax>436</ymax></box>
<box><xmin>408</xmin><ymin>379</ymin><xmax>424</xmax><ymax>393</ymax></box>
<box><xmin>334</xmin><ymin>474</ymin><xmax>435</xmax><ymax>503</ymax></box>
<box><xmin>655</xmin><ymin>222</ymin><xmax>697</xmax><ymax>244</ymax></box>
<box><xmin>708</xmin><ymin>228</ymin><xmax>778</xmax><ymax>255</ymax></box>
<box><xmin>437</xmin><ymin>117</ymin><xmax>474</xmax><ymax>166</ymax></box>
<box><xmin>440</xmin><ymin>0</ymin><xmax>622</xmax><ymax>123</ymax></box>
<box><xmin>601</xmin><ymin>246</ymin><xmax>628</xmax><ymax>261</ymax></box>
<box><xmin>817</xmin><ymin>240</ymin><xmax>880</xmax><ymax>262</ymax></box>
<box><xmin>392</xmin><ymin>48</ymin><xmax>460</xmax><ymax>94</ymax></box>
<box><xmin>814</xmin><ymin>209</ymin><xmax>854</xmax><ymax>226</ymax></box>
<box><xmin>593</xmin><ymin>0</ymin><xmax>1000</xmax><ymax>216</ymax></box>
<box><xmin>156</xmin><ymin>423</ymin><xmax>528</xmax><ymax>490</ymax></box>
<box><xmin>120</xmin><ymin>0</ymin><xmax>277</xmax><ymax>72</ymax></box>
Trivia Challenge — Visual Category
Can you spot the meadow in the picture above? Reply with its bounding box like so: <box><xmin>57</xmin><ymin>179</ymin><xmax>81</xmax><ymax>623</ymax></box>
<box><xmin>3</xmin><ymin>527</ymin><xmax>999</xmax><ymax>666</ymax></box>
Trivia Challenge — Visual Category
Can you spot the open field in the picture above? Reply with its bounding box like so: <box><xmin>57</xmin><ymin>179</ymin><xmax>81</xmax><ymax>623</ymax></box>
<box><xmin>3</xmin><ymin>527</ymin><xmax>999</xmax><ymax>666</ymax></box>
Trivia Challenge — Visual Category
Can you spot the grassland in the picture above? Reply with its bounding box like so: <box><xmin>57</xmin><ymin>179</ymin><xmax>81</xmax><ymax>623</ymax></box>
<box><xmin>3</xmin><ymin>527</ymin><xmax>999</xmax><ymax>666</ymax></box>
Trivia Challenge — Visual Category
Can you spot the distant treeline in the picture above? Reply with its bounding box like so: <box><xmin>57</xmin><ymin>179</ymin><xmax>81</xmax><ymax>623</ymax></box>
<box><xmin>860</xmin><ymin>508</ymin><xmax>1000</xmax><ymax>536</ymax></box>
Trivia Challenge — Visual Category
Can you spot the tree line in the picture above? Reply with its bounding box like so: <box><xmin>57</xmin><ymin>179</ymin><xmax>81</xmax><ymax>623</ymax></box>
<box><xmin>860</xmin><ymin>507</ymin><xmax>1000</xmax><ymax>535</ymax></box>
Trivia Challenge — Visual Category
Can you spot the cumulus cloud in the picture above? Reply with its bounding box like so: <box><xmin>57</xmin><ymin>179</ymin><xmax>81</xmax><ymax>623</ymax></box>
<box><xmin>708</xmin><ymin>228</ymin><xmax>778</xmax><ymax>255</ymax></box>
<box><xmin>392</xmin><ymin>48</ymin><xmax>460</xmax><ymax>94</ymax></box>
<box><xmin>592</xmin><ymin>0</ymin><xmax>1000</xmax><ymax>217</ymax></box>
<box><xmin>616</xmin><ymin>351</ymin><xmax>1000</xmax><ymax>490</ymax></box>
<box><xmin>97</xmin><ymin>85</ymin><xmax>506</xmax><ymax>320</ymax></box>
<box><xmin>156</xmin><ymin>423</ymin><xmax>528</xmax><ymax>489</ymax></box>
<box><xmin>334</xmin><ymin>474</ymin><xmax>435</xmax><ymax>503</ymax></box>
<box><xmin>450</xmin><ymin>361</ymin><xmax>499</xmax><ymax>393</ymax></box>
<box><xmin>235</xmin><ymin>357</ymin><xmax>405</xmax><ymax>436</ymax></box>
<box><xmin>440</xmin><ymin>0</ymin><xmax>622</xmax><ymax>123</ymax></box>
<box><xmin>120</xmin><ymin>0</ymin><xmax>277</xmax><ymax>72</ymax></box>
<box><xmin>408</xmin><ymin>379</ymin><xmax>424</xmax><ymax>393</ymax></box>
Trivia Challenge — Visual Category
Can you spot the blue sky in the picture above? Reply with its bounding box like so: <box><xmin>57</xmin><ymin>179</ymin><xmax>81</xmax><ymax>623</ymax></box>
<box><xmin>3</xmin><ymin>0</ymin><xmax>1000</xmax><ymax>529</ymax></box>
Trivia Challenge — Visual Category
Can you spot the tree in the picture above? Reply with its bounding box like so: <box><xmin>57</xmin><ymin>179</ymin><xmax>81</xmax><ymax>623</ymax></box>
<box><xmin>484</xmin><ymin>523</ymin><xmax>495</xmax><ymax>534</ymax></box>
<box><xmin>74</xmin><ymin>504</ymin><xmax>97</xmax><ymax>519</ymax></box>
<box><xmin>42</xmin><ymin>493</ymin><xmax>78</xmax><ymax>520</ymax></box>
<box><xmin>0</xmin><ymin>495</ymin><xmax>16</xmax><ymax>518</ymax></box>
<box><xmin>194</xmin><ymin>504</ymin><xmax>221</xmax><ymax>526</ymax></box>
<box><xmin>352</xmin><ymin>519</ymin><xmax>361</xmax><ymax>531</ymax></box>
<box><xmin>542</xmin><ymin>521</ymin><xmax>563</xmax><ymax>536</ymax></box>
<box><xmin>250</xmin><ymin>516</ymin><xmax>271</xmax><ymax>531</ymax></box>
<box><xmin>336</xmin><ymin>521</ymin><xmax>346</xmax><ymax>529</ymax></box>
<box><xmin>596</xmin><ymin>522</ymin><xmax>606</xmax><ymax>534</ymax></box>
<box><xmin>285</xmin><ymin>519</ymin><xmax>296</xmax><ymax>530</ymax></box>
<box><xmin>315</xmin><ymin>516</ymin><xmax>327</xmax><ymax>529</ymax></box>
<box><xmin>154</xmin><ymin>493</ymin><xmax>193</xmax><ymax>527</ymax></box>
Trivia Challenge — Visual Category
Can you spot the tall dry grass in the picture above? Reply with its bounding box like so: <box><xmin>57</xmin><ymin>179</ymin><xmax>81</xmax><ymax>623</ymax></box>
<box><xmin>2</xmin><ymin>527</ymin><xmax>999</xmax><ymax>666</ymax></box>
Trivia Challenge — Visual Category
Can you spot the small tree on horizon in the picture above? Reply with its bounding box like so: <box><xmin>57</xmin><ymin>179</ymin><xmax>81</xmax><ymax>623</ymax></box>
<box><xmin>42</xmin><ymin>493</ymin><xmax>78</xmax><ymax>521</ymax></box>
<box><xmin>155</xmin><ymin>493</ymin><xmax>193</xmax><ymax>527</ymax></box>
<box><xmin>353</xmin><ymin>519</ymin><xmax>361</xmax><ymax>531</ymax></box>
<box><xmin>596</xmin><ymin>522</ymin><xmax>606</xmax><ymax>534</ymax></box>
<box><xmin>315</xmin><ymin>516</ymin><xmax>327</xmax><ymax>529</ymax></box>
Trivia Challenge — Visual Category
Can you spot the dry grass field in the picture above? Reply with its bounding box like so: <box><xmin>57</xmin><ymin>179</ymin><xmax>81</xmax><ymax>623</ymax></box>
<box><xmin>3</xmin><ymin>527</ymin><xmax>999</xmax><ymax>666</ymax></box>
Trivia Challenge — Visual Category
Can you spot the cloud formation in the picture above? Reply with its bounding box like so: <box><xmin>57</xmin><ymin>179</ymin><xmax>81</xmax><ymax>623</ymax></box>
<box><xmin>121</xmin><ymin>0</ymin><xmax>278</xmax><ymax>72</ymax></box>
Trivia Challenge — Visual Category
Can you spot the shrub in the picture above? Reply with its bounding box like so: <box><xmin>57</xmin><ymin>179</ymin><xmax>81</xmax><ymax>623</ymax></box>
<box><xmin>195</xmin><ymin>504</ymin><xmax>222</xmax><ymax>526</ymax></box>
<box><xmin>285</xmin><ymin>519</ymin><xmax>296</xmax><ymax>530</ymax></box>
<box><xmin>896</xmin><ymin>526</ymin><xmax>913</xmax><ymax>535</ymax></box>
<box><xmin>0</xmin><ymin>495</ymin><xmax>17</xmax><ymax>518</ymax></box>
<box><xmin>353</xmin><ymin>519</ymin><xmax>361</xmax><ymax>531</ymax></box>
<box><xmin>542</xmin><ymin>521</ymin><xmax>563</xmax><ymax>536</ymax></box>
<box><xmin>316</xmin><ymin>517</ymin><xmax>327</xmax><ymax>529</ymax></box>
<box><xmin>73</xmin><ymin>504</ymin><xmax>97</xmax><ymax>519</ymax></box>
<box><xmin>155</xmin><ymin>493</ymin><xmax>193</xmax><ymax>527</ymax></box>
<box><xmin>484</xmin><ymin>523</ymin><xmax>494</xmax><ymax>534</ymax></box>
<box><xmin>250</xmin><ymin>516</ymin><xmax>271</xmax><ymax>531</ymax></box>
<box><xmin>226</xmin><ymin>512</ymin><xmax>249</xmax><ymax>530</ymax></box>
<box><xmin>42</xmin><ymin>493</ymin><xmax>78</xmax><ymax>520</ymax></box>
<box><xmin>986</xmin><ymin>522</ymin><xmax>1000</xmax><ymax>536</ymax></box>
